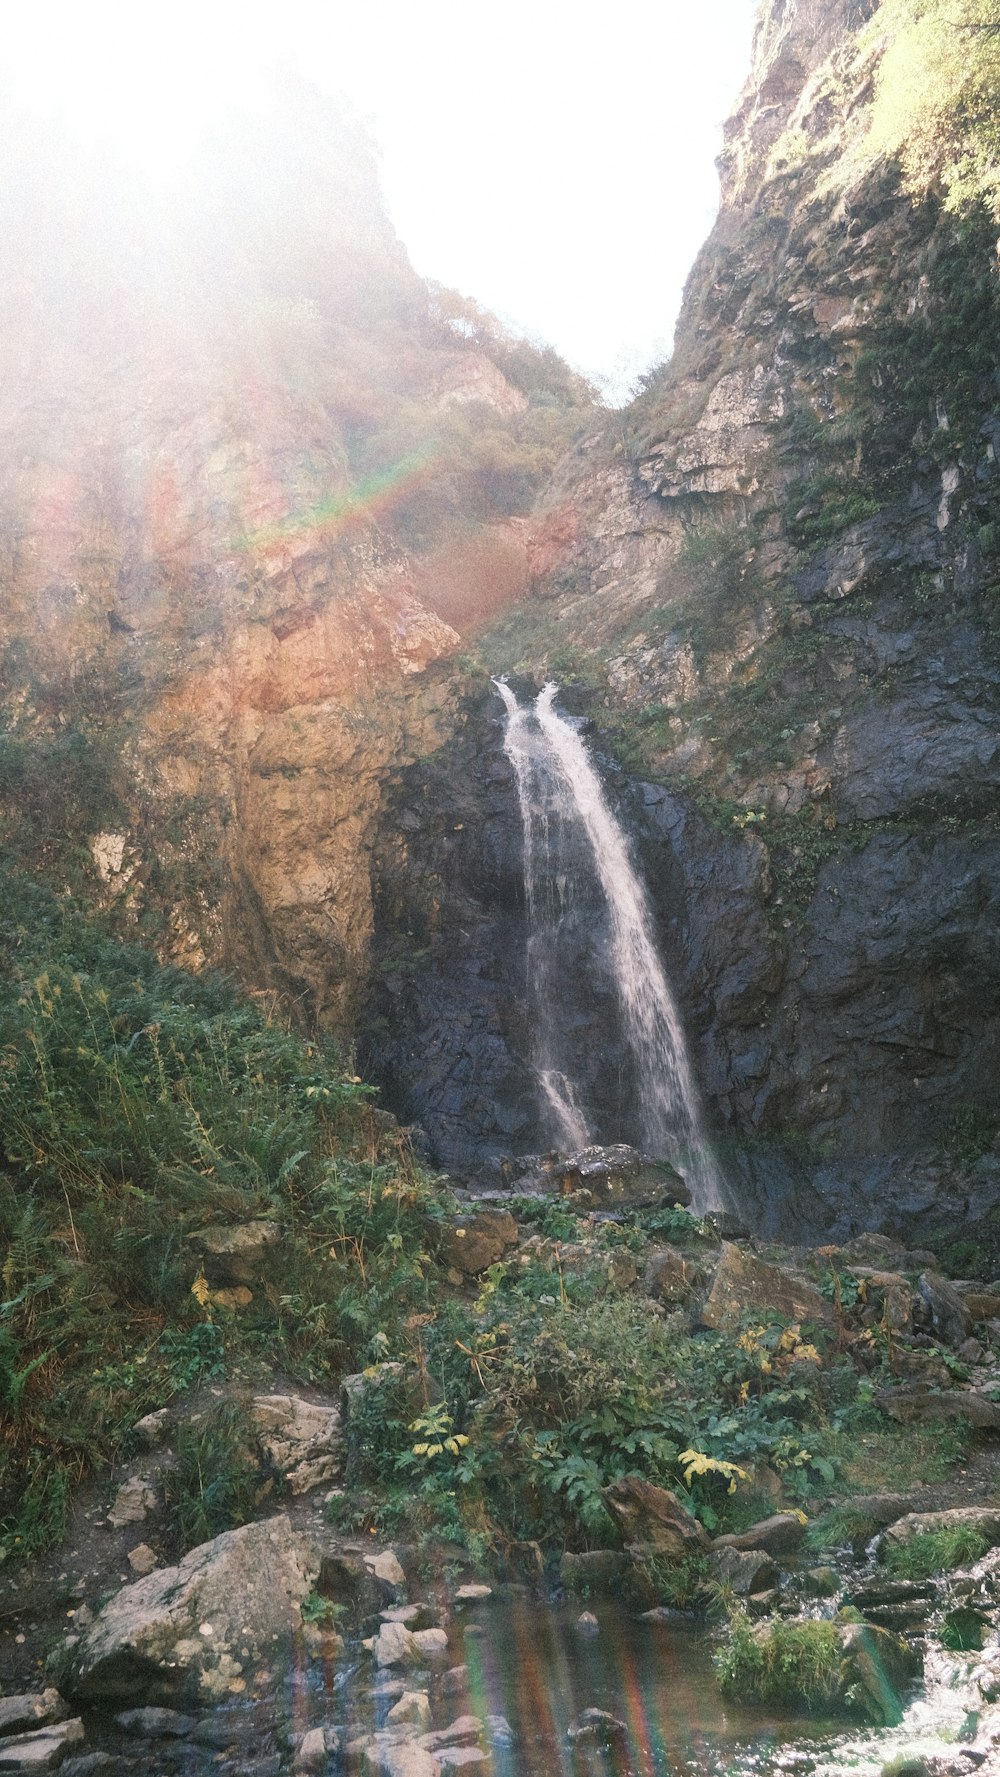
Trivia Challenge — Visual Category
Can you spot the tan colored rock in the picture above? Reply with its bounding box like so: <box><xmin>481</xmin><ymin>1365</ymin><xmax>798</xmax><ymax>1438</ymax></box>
<box><xmin>707</xmin><ymin>1547</ymin><xmax>777</xmax><ymax>1595</ymax></box>
<box><xmin>602</xmin><ymin>1477</ymin><xmax>710</xmax><ymax>1558</ymax></box>
<box><xmin>364</xmin><ymin>1549</ymin><xmax>407</xmax><ymax>1589</ymax></box>
<box><xmin>185</xmin><ymin>1221</ymin><xmax>280</xmax><ymax>1285</ymax></box>
<box><xmin>127</xmin><ymin>1543</ymin><xmax>159</xmax><ymax>1577</ymax></box>
<box><xmin>385</xmin><ymin>1692</ymin><xmax>432</xmax><ymax>1730</ymax></box>
<box><xmin>849</xmin><ymin>1269</ymin><xmax>915</xmax><ymax>1331</ymax></box>
<box><xmin>881</xmin><ymin>1506</ymin><xmax>1000</xmax><ymax>1552</ymax></box>
<box><xmin>700</xmin><ymin>1243</ymin><xmax>835</xmax><ymax>1333</ymax></box>
<box><xmin>251</xmin><ymin>1394</ymin><xmax>343</xmax><ymax>1494</ymax></box>
<box><xmin>437</xmin><ymin>1210</ymin><xmax>518</xmax><ymax>1276</ymax></box>
<box><xmin>59</xmin><ymin>1515</ymin><xmax>318</xmax><ymax>1704</ymax></box>
<box><xmin>107</xmin><ymin>1477</ymin><xmax>158</xmax><ymax>1529</ymax></box>
<box><xmin>713</xmin><ymin>1513</ymin><xmax>807</xmax><ymax>1556</ymax></box>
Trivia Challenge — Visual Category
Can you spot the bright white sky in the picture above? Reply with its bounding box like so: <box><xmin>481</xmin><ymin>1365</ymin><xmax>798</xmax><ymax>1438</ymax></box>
<box><xmin>8</xmin><ymin>0</ymin><xmax>759</xmax><ymax>403</ymax></box>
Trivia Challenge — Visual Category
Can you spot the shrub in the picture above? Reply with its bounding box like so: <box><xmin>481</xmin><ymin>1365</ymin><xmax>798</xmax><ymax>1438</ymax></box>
<box><xmin>716</xmin><ymin>1613</ymin><xmax>843</xmax><ymax>1712</ymax></box>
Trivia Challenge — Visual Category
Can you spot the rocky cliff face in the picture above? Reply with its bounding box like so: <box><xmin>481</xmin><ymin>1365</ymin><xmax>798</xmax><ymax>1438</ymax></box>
<box><xmin>0</xmin><ymin>83</ymin><xmax>587</xmax><ymax>1029</ymax></box>
<box><xmin>362</xmin><ymin>0</ymin><xmax>1000</xmax><ymax>1235</ymax></box>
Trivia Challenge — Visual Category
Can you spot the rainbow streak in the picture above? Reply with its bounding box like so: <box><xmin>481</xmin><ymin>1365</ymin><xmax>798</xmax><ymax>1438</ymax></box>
<box><xmin>233</xmin><ymin>446</ymin><xmax>437</xmax><ymax>555</ymax></box>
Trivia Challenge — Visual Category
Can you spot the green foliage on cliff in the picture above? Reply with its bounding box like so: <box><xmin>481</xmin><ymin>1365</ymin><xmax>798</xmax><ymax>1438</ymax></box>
<box><xmin>865</xmin><ymin>0</ymin><xmax>1000</xmax><ymax>217</ymax></box>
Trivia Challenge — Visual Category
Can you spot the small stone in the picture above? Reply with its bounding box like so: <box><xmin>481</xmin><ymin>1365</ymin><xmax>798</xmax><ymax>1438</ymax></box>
<box><xmin>485</xmin><ymin>1714</ymin><xmax>514</xmax><ymax>1747</ymax></box>
<box><xmin>438</xmin><ymin>1666</ymin><xmax>469</xmax><ymax>1697</ymax></box>
<box><xmin>575</xmin><ymin>1611</ymin><xmax>599</xmax><ymax>1637</ymax></box>
<box><xmin>454</xmin><ymin>1584</ymin><xmax>492</xmax><ymax>1603</ymax></box>
<box><xmin>293</xmin><ymin>1726</ymin><xmax>336</xmax><ymax>1771</ymax></box>
<box><xmin>126</xmin><ymin>1544</ymin><xmax>158</xmax><ymax>1577</ymax></box>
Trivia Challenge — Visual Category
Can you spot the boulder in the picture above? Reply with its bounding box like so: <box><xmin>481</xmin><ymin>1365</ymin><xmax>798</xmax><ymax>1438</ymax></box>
<box><xmin>57</xmin><ymin>1515</ymin><xmax>318</xmax><ymax>1704</ymax></box>
<box><xmin>602</xmin><ymin>1477</ymin><xmax>710</xmax><ymax>1558</ymax></box>
<box><xmin>880</xmin><ymin>1506</ymin><xmax>1000</xmax><ymax>1552</ymax></box>
<box><xmin>917</xmin><ymin>1271</ymin><xmax>971</xmax><ymax>1346</ymax></box>
<box><xmin>385</xmin><ymin>1694</ymin><xmax>431</xmax><ymax>1731</ymax></box>
<box><xmin>849</xmin><ymin>1269</ymin><xmax>915</xmax><ymax>1331</ymax></box>
<box><xmin>0</xmin><ymin>1699</ymin><xmax>68</xmax><ymax>1740</ymax></box>
<box><xmin>874</xmin><ymin>1388</ymin><xmax>1000</xmax><ymax>1430</ymax></box>
<box><xmin>713</xmin><ymin>1513</ymin><xmax>807</xmax><ymax>1556</ymax></box>
<box><xmin>838</xmin><ymin>1622</ymin><xmax>921</xmax><ymax>1724</ymax></box>
<box><xmin>708</xmin><ymin>1547</ymin><xmax>778</xmax><ymax>1596</ymax></box>
<box><xmin>558</xmin><ymin>1145</ymin><xmax>691</xmax><ymax>1210</ymax></box>
<box><xmin>372</xmin><ymin>1623</ymin><xmax>423</xmax><ymax>1669</ymax></box>
<box><xmin>184</xmin><ymin>1221</ymin><xmax>280</xmax><ymax>1285</ymax></box>
<box><xmin>250</xmin><ymin>1394</ymin><xmax>342</xmax><ymax>1493</ymax></box>
<box><xmin>566</xmin><ymin>1708</ymin><xmax>628</xmax><ymax>1746</ymax></box>
<box><xmin>0</xmin><ymin>1721</ymin><xmax>84</xmax><ymax>1771</ymax></box>
<box><xmin>437</xmin><ymin>1210</ymin><xmax>518</xmax><ymax>1275</ymax></box>
<box><xmin>959</xmin><ymin>1291</ymin><xmax>1000</xmax><ymax>1323</ymax></box>
<box><xmin>643</xmin><ymin>1246</ymin><xmax>706</xmax><ymax>1306</ymax></box>
<box><xmin>362</xmin><ymin>1742</ymin><xmax>437</xmax><ymax>1777</ymax></box>
<box><xmin>700</xmin><ymin>1244</ymin><xmax>835</xmax><ymax>1333</ymax></box>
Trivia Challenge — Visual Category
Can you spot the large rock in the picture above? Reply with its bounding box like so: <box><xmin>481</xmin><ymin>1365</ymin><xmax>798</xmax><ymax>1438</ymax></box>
<box><xmin>250</xmin><ymin>1394</ymin><xmax>343</xmax><ymax>1494</ymax></box>
<box><xmin>57</xmin><ymin>1516</ymin><xmax>318</xmax><ymax>1704</ymax></box>
<box><xmin>0</xmin><ymin>1699</ymin><xmax>68</xmax><ymax>1740</ymax></box>
<box><xmin>700</xmin><ymin>1244</ymin><xmax>835</xmax><ymax>1332</ymax></box>
<box><xmin>707</xmin><ymin>1547</ymin><xmax>777</xmax><ymax>1596</ymax></box>
<box><xmin>437</xmin><ymin>1210</ymin><xmax>518</xmax><ymax>1276</ymax></box>
<box><xmin>559</xmin><ymin>1146</ymin><xmax>691</xmax><ymax>1210</ymax></box>
<box><xmin>916</xmin><ymin>1271</ymin><xmax>971</xmax><ymax>1347</ymax></box>
<box><xmin>601</xmin><ymin>1477</ymin><xmax>710</xmax><ymax>1558</ymax></box>
<box><xmin>713</xmin><ymin>1513</ymin><xmax>807</xmax><ymax>1556</ymax></box>
<box><xmin>875</xmin><ymin>1388</ymin><xmax>1000</xmax><ymax>1430</ymax></box>
<box><xmin>0</xmin><ymin>1720</ymin><xmax>84</xmax><ymax>1771</ymax></box>
<box><xmin>838</xmin><ymin>1622</ymin><xmax>922</xmax><ymax>1724</ymax></box>
<box><xmin>184</xmin><ymin>1221</ymin><xmax>280</xmax><ymax>1286</ymax></box>
<box><xmin>881</xmin><ymin>1506</ymin><xmax>1000</xmax><ymax>1552</ymax></box>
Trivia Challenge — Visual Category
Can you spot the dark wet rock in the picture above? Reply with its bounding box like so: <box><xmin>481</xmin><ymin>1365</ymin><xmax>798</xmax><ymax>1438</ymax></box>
<box><xmin>437</xmin><ymin>1209</ymin><xmax>518</xmax><ymax>1275</ymax></box>
<box><xmin>559</xmin><ymin>1550</ymin><xmax>628</xmax><ymax>1598</ymax></box>
<box><xmin>875</xmin><ymin>1389</ymin><xmax>1000</xmax><ymax>1430</ymax></box>
<box><xmin>713</xmin><ymin>1513</ymin><xmax>808</xmax><ymax>1556</ymax></box>
<box><xmin>940</xmin><ymin>1605</ymin><xmax>990</xmax><ymax>1651</ymax></box>
<box><xmin>566</xmin><ymin>1708</ymin><xmax>628</xmax><ymax>1746</ymax></box>
<box><xmin>602</xmin><ymin>1477</ymin><xmax>710</xmax><ymax>1558</ymax></box>
<box><xmin>708</xmin><ymin>1547</ymin><xmax>778</xmax><ymax>1596</ymax></box>
<box><xmin>802</xmin><ymin>1567</ymin><xmax>840</xmax><ymax>1599</ymax></box>
<box><xmin>839</xmin><ymin>1622</ymin><xmax>922</xmax><ymax>1723</ymax></box>
<box><xmin>700</xmin><ymin>1244</ymin><xmax>835</xmax><ymax>1333</ymax></box>
<box><xmin>838</xmin><ymin>1493</ymin><xmax>924</xmax><ymax>1530</ymax></box>
<box><xmin>848</xmin><ymin>1579</ymin><xmax>936</xmax><ymax>1610</ymax></box>
<box><xmin>437</xmin><ymin>1668</ymin><xmax>469</xmax><ymax>1698</ymax></box>
<box><xmin>558</xmin><ymin>1146</ymin><xmax>691</xmax><ymax>1210</ymax></box>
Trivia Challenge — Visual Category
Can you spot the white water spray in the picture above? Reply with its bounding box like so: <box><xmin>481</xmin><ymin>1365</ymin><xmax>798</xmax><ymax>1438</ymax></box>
<box><xmin>495</xmin><ymin>678</ymin><xmax>723</xmax><ymax>1209</ymax></box>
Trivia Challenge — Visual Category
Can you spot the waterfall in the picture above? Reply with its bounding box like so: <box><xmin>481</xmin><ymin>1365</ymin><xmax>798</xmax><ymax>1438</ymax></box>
<box><xmin>495</xmin><ymin>678</ymin><xmax>723</xmax><ymax>1208</ymax></box>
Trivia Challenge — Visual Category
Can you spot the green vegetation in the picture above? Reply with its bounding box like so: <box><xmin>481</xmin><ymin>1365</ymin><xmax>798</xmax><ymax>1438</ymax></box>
<box><xmin>882</xmin><ymin>1524</ymin><xmax>994</xmax><ymax>1580</ymax></box>
<box><xmin>716</xmin><ymin>1614</ymin><xmax>843</xmax><ymax>1713</ymax></box>
<box><xmin>158</xmin><ymin>1401</ymin><xmax>275</xmax><ymax>1554</ymax></box>
<box><xmin>0</xmin><ymin>866</ymin><xmax>437</xmax><ymax>1559</ymax></box>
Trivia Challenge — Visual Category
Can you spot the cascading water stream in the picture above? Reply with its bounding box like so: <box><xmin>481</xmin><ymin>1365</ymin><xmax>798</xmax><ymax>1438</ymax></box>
<box><xmin>495</xmin><ymin>678</ymin><xmax>723</xmax><ymax>1209</ymax></box>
